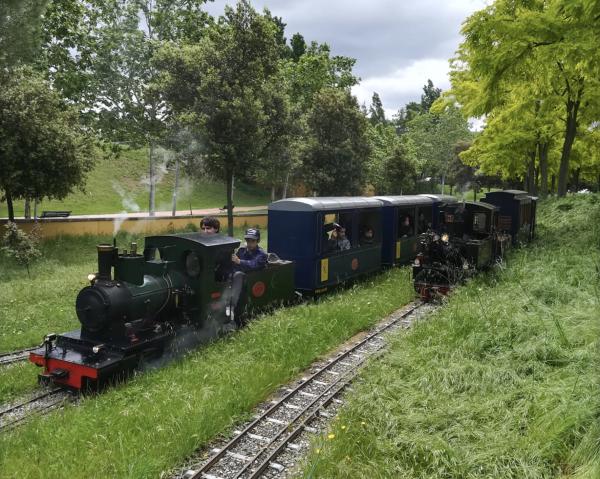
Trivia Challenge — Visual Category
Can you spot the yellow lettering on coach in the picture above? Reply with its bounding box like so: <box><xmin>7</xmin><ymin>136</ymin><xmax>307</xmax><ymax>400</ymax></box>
<box><xmin>395</xmin><ymin>241</ymin><xmax>401</xmax><ymax>259</ymax></box>
<box><xmin>320</xmin><ymin>258</ymin><xmax>329</xmax><ymax>282</ymax></box>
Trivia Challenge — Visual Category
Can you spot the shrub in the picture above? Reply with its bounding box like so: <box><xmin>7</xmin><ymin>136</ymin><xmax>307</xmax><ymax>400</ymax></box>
<box><xmin>1</xmin><ymin>222</ymin><xmax>41</xmax><ymax>276</ymax></box>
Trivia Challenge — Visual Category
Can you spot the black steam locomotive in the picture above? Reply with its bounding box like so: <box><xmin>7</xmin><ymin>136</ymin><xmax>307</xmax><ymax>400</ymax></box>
<box><xmin>412</xmin><ymin>190</ymin><xmax>537</xmax><ymax>300</ymax></box>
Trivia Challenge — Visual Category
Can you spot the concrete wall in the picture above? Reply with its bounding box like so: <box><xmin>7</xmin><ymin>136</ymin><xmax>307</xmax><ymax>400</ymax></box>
<box><xmin>0</xmin><ymin>213</ymin><xmax>268</xmax><ymax>239</ymax></box>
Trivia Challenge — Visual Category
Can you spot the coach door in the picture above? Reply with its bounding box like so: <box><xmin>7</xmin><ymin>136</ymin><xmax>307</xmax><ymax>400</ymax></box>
<box><xmin>396</xmin><ymin>206</ymin><xmax>418</xmax><ymax>264</ymax></box>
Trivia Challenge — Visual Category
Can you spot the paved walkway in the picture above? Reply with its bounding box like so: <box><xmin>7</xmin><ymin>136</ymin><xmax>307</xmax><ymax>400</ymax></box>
<box><xmin>8</xmin><ymin>205</ymin><xmax>268</xmax><ymax>220</ymax></box>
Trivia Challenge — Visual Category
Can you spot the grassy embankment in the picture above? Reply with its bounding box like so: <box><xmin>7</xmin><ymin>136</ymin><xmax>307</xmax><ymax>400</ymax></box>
<box><xmin>0</xmin><ymin>148</ymin><xmax>270</xmax><ymax>217</ymax></box>
<box><xmin>300</xmin><ymin>194</ymin><xmax>600</xmax><ymax>478</ymax></box>
<box><xmin>0</xmin><ymin>226</ymin><xmax>264</xmax><ymax>403</ymax></box>
<box><xmin>0</xmin><ymin>264</ymin><xmax>415</xmax><ymax>477</ymax></box>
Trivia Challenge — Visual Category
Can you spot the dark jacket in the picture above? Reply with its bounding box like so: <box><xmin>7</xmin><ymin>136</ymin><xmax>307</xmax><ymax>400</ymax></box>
<box><xmin>236</xmin><ymin>246</ymin><xmax>267</xmax><ymax>272</ymax></box>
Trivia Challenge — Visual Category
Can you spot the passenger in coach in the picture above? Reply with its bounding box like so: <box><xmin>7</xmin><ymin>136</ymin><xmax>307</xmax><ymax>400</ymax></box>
<box><xmin>328</xmin><ymin>224</ymin><xmax>351</xmax><ymax>251</ymax></box>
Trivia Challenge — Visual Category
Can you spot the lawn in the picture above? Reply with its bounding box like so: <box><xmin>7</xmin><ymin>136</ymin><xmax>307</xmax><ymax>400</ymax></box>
<box><xmin>299</xmin><ymin>193</ymin><xmax>600</xmax><ymax>478</ymax></box>
<box><xmin>0</xmin><ymin>266</ymin><xmax>415</xmax><ymax>478</ymax></box>
<box><xmin>0</xmin><ymin>148</ymin><xmax>270</xmax><ymax>217</ymax></box>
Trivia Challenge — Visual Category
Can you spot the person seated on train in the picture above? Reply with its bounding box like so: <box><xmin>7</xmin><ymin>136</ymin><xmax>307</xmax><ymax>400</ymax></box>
<box><xmin>200</xmin><ymin>216</ymin><xmax>220</xmax><ymax>234</ymax></box>
<box><xmin>399</xmin><ymin>215</ymin><xmax>413</xmax><ymax>237</ymax></box>
<box><xmin>226</xmin><ymin>228</ymin><xmax>267</xmax><ymax>324</ymax></box>
<box><xmin>328</xmin><ymin>224</ymin><xmax>351</xmax><ymax>251</ymax></box>
<box><xmin>360</xmin><ymin>226</ymin><xmax>375</xmax><ymax>245</ymax></box>
<box><xmin>417</xmin><ymin>212</ymin><xmax>430</xmax><ymax>234</ymax></box>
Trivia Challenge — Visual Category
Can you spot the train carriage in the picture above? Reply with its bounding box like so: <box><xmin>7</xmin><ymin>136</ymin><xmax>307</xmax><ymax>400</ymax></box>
<box><xmin>374</xmin><ymin>195</ymin><xmax>435</xmax><ymax>266</ymax></box>
<box><xmin>482</xmin><ymin>190</ymin><xmax>538</xmax><ymax>244</ymax></box>
<box><xmin>268</xmin><ymin>197</ymin><xmax>383</xmax><ymax>293</ymax></box>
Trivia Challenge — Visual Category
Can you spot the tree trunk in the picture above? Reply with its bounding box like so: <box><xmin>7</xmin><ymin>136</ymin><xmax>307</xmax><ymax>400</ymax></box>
<box><xmin>226</xmin><ymin>169</ymin><xmax>234</xmax><ymax>237</ymax></box>
<box><xmin>572</xmin><ymin>168</ymin><xmax>581</xmax><ymax>192</ymax></box>
<box><xmin>171</xmin><ymin>156</ymin><xmax>179</xmax><ymax>217</ymax></box>
<box><xmin>557</xmin><ymin>93</ymin><xmax>581</xmax><ymax>197</ymax></box>
<box><xmin>538</xmin><ymin>142</ymin><xmax>549</xmax><ymax>198</ymax></box>
<box><xmin>282</xmin><ymin>171</ymin><xmax>290</xmax><ymax>199</ymax></box>
<box><xmin>270</xmin><ymin>185</ymin><xmax>276</xmax><ymax>202</ymax></box>
<box><xmin>148</xmin><ymin>142</ymin><xmax>156</xmax><ymax>216</ymax></box>
<box><xmin>34</xmin><ymin>198</ymin><xmax>39</xmax><ymax>221</ymax></box>
<box><xmin>450</xmin><ymin>184</ymin><xmax>453</xmax><ymax>195</ymax></box>
<box><xmin>526</xmin><ymin>151</ymin><xmax>536</xmax><ymax>194</ymax></box>
<box><xmin>551</xmin><ymin>174</ymin><xmax>556</xmax><ymax>194</ymax></box>
<box><xmin>24</xmin><ymin>198</ymin><xmax>31</xmax><ymax>219</ymax></box>
<box><xmin>6</xmin><ymin>190</ymin><xmax>14</xmax><ymax>222</ymax></box>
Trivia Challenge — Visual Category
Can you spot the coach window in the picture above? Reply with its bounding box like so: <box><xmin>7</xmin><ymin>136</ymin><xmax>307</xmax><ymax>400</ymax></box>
<box><xmin>397</xmin><ymin>208</ymin><xmax>415</xmax><ymax>238</ymax></box>
<box><xmin>416</xmin><ymin>207</ymin><xmax>432</xmax><ymax>234</ymax></box>
<box><xmin>358</xmin><ymin>210</ymin><xmax>379</xmax><ymax>246</ymax></box>
<box><xmin>321</xmin><ymin>211</ymin><xmax>354</xmax><ymax>254</ymax></box>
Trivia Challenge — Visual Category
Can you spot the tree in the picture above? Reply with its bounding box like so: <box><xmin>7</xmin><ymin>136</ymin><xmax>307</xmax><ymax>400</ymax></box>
<box><xmin>39</xmin><ymin>0</ymin><xmax>212</xmax><ymax>215</ymax></box>
<box><xmin>301</xmin><ymin>88</ymin><xmax>371</xmax><ymax>195</ymax></box>
<box><xmin>0</xmin><ymin>0</ymin><xmax>48</xmax><ymax>69</ymax></box>
<box><xmin>393</xmin><ymin>79</ymin><xmax>441</xmax><ymax>132</ymax></box>
<box><xmin>1</xmin><ymin>222</ymin><xmax>41</xmax><ymax>277</ymax></box>
<box><xmin>369</xmin><ymin>92</ymin><xmax>386</xmax><ymax>125</ymax></box>
<box><xmin>449</xmin><ymin>0</ymin><xmax>600</xmax><ymax>196</ymax></box>
<box><xmin>156</xmin><ymin>0</ymin><xmax>282</xmax><ymax>235</ymax></box>
<box><xmin>290</xmin><ymin>33</ymin><xmax>306</xmax><ymax>62</ymax></box>
<box><xmin>0</xmin><ymin>68</ymin><xmax>96</xmax><ymax>221</ymax></box>
<box><xmin>404</xmin><ymin>105</ymin><xmax>472</xmax><ymax>192</ymax></box>
<box><xmin>367</xmin><ymin>123</ymin><xmax>417</xmax><ymax>194</ymax></box>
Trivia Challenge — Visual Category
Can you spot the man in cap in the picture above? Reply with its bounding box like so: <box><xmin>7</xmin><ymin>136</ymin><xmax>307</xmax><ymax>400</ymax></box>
<box><xmin>231</xmin><ymin>228</ymin><xmax>267</xmax><ymax>271</ymax></box>
<box><xmin>226</xmin><ymin>228</ymin><xmax>267</xmax><ymax>325</ymax></box>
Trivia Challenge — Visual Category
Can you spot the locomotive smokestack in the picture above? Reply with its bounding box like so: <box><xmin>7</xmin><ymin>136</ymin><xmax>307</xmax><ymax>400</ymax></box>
<box><xmin>97</xmin><ymin>244</ymin><xmax>116</xmax><ymax>280</ymax></box>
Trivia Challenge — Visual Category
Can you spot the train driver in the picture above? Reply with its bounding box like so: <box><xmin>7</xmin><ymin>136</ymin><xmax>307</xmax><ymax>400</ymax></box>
<box><xmin>226</xmin><ymin>228</ymin><xmax>267</xmax><ymax>324</ymax></box>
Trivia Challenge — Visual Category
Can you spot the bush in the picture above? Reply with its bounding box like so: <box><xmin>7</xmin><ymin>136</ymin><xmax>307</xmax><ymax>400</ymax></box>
<box><xmin>1</xmin><ymin>222</ymin><xmax>41</xmax><ymax>276</ymax></box>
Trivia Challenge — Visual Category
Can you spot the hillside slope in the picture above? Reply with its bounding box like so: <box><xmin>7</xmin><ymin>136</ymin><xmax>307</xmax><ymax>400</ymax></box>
<box><xmin>0</xmin><ymin>148</ymin><xmax>270</xmax><ymax>217</ymax></box>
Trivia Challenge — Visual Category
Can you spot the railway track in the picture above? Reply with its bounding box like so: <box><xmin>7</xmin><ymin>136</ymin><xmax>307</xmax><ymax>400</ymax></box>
<box><xmin>0</xmin><ymin>345</ymin><xmax>40</xmax><ymax>367</ymax></box>
<box><xmin>177</xmin><ymin>301</ymin><xmax>432</xmax><ymax>479</ymax></box>
<box><xmin>0</xmin><ymin>388</ymin><xmax>75</xmax><ymax>433</ymax></box>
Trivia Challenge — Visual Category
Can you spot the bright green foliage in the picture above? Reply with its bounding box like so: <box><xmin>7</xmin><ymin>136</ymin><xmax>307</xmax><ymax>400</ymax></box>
<box><xmin>367</xmin><ymin>123</ymin><xmax>417</xmax><ymax>194</ymax></box>
<box><xmin>0</xmin><ymin>67</ymin><xmax>96</xmax><ymax>221</ymax></box>
<box><xmin>301</xmin><ymin>88</ymin><xmax>371</xmax><ymax>195</ymax></box>
<box><xmin>1</xmin><ymin>222</ymin><xmax>41</xmax><ymax>277</ymax></box>
<box><xmin>0</xmin><ymin>266</ymin><xmax>415</xmax><ymax>478</ymax></box>
<box><xmin>280</xmin><ymin>42</ymin><xmax>358</xmax><ymax>111</ymax></box>
<box><xmin>448</xmin><ymin>0</ymin><xmax>600</xmax><ymax>196</ymax></box>
<box><xmin>0</xmin><ymin>0</ymin><xmax>48</xmax><ymax>69</ymax></box>
<box><xmin>404</xmin><ymin>105</ymin><xmax>472</xmax><ymax>192</ymax></box>
<box><xmin>300</xmin><ymin>194</ymin><xmax>600</xmax><ymax>478</ymax></box>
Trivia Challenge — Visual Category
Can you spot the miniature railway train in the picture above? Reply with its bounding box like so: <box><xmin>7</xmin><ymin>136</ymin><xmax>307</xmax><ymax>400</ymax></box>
<box><xmin>30</xmin><ymin>190</ymin><xmax>537</xmax><ymax>391</ymax></box>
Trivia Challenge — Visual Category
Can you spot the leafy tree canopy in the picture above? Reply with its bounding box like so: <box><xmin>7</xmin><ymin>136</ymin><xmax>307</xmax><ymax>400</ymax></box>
<box><xmin>301</xmin><ymin>88</ymin><xmax>371</xmax><ymax>196</ymax></box>
<box><xmin>0</xmin><ymin>68</ymin><xmax>96</xmax><ymax>221</ymax></box>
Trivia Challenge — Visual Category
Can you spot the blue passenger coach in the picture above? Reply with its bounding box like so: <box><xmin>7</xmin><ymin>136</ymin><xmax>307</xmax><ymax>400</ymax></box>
<box><xmin>482</xmin><ymin>190</ymin><xmax>538</xmax><ymax>244</ymax></box>
<box><xmin>374</xmin><ymin>196</ymin><xmax>435</xmax><ymax>266</ymax></box>
<box><xmin>268</xmin><ymin>197</ymin><xmax>383</xmax><ymax>293</ymax></box>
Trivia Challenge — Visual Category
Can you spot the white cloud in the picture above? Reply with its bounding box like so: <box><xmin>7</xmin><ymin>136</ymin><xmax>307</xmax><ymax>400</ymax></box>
<box><xmin>353</xmin><ymin>58</ymin><xmax>451</xmax><ymax>117</ymax></box>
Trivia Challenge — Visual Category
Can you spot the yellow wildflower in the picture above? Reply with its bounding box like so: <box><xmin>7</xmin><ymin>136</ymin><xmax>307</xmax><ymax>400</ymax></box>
<box><xmin>327</xmin><ymin>433</ymin><xmax>335</xmax><ymax>440</ymax></box>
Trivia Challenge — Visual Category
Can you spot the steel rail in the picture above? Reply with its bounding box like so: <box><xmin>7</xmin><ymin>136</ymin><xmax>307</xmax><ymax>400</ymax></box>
<box><xmin>187</xmin><ymin>301</ymin><xmax>422</xmax><ymax>479</ymax></box>
<box><xmin>0</xmin><ymin>388</ymin><xmax>72</xmax><ymax>433</ymax></box>
<box><xmin>0</xmin><ymin>345</ymin><xmax>40</xmax><ymax>366</ymax></box>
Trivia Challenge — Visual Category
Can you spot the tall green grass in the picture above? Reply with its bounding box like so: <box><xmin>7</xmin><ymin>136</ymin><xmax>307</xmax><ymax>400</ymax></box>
<box><xmin>0</xmin><ymin>267</ymin><xmax>415</xmax><ymax>478</ymax></box>
<box><xmin>299</xmin><ymin>193</ymin><xmax>600</xmax><ymax>478</ymax></box>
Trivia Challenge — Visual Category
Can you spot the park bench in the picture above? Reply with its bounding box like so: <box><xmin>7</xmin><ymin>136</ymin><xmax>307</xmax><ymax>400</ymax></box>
<box><xmin>40</xmin><ymin>210</ymin><xmax>71</xmax><ymax>218</ymax></box>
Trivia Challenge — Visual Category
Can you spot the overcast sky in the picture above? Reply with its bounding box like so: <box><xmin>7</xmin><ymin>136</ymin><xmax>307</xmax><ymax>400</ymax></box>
<box><xmin>204</xmin><ymin>0</ymin><xmax>488</xmax><ymax>118</ymax></box>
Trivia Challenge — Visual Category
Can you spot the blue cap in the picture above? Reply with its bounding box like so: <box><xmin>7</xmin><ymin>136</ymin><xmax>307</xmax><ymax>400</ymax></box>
<box><xmin>244</xmin><ymin>228</ymin><xmax>260</xmax><ymax>240</ymax></box>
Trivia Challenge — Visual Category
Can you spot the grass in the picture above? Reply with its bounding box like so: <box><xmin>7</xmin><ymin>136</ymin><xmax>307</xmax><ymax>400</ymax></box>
<box><xmin>298</xmin><ymin>193</ymin><xmax>600</xmax><ymax>478</ymax></box>
<box><xmin>0</xmin><ymin>148</ymin><xmax>270</xmax><ymax>217</ymax></box>
<box><xmin>0</xmin><ymin>267</ymin><xmax>415</xmax><ymax>478</ymax></box>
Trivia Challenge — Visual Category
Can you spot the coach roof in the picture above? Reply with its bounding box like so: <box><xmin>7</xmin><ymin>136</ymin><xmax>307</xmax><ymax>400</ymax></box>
<box><xmin>268</xmin><ymin>197</ymin><xmax>382</xmax><ymax>212</ymax></box>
